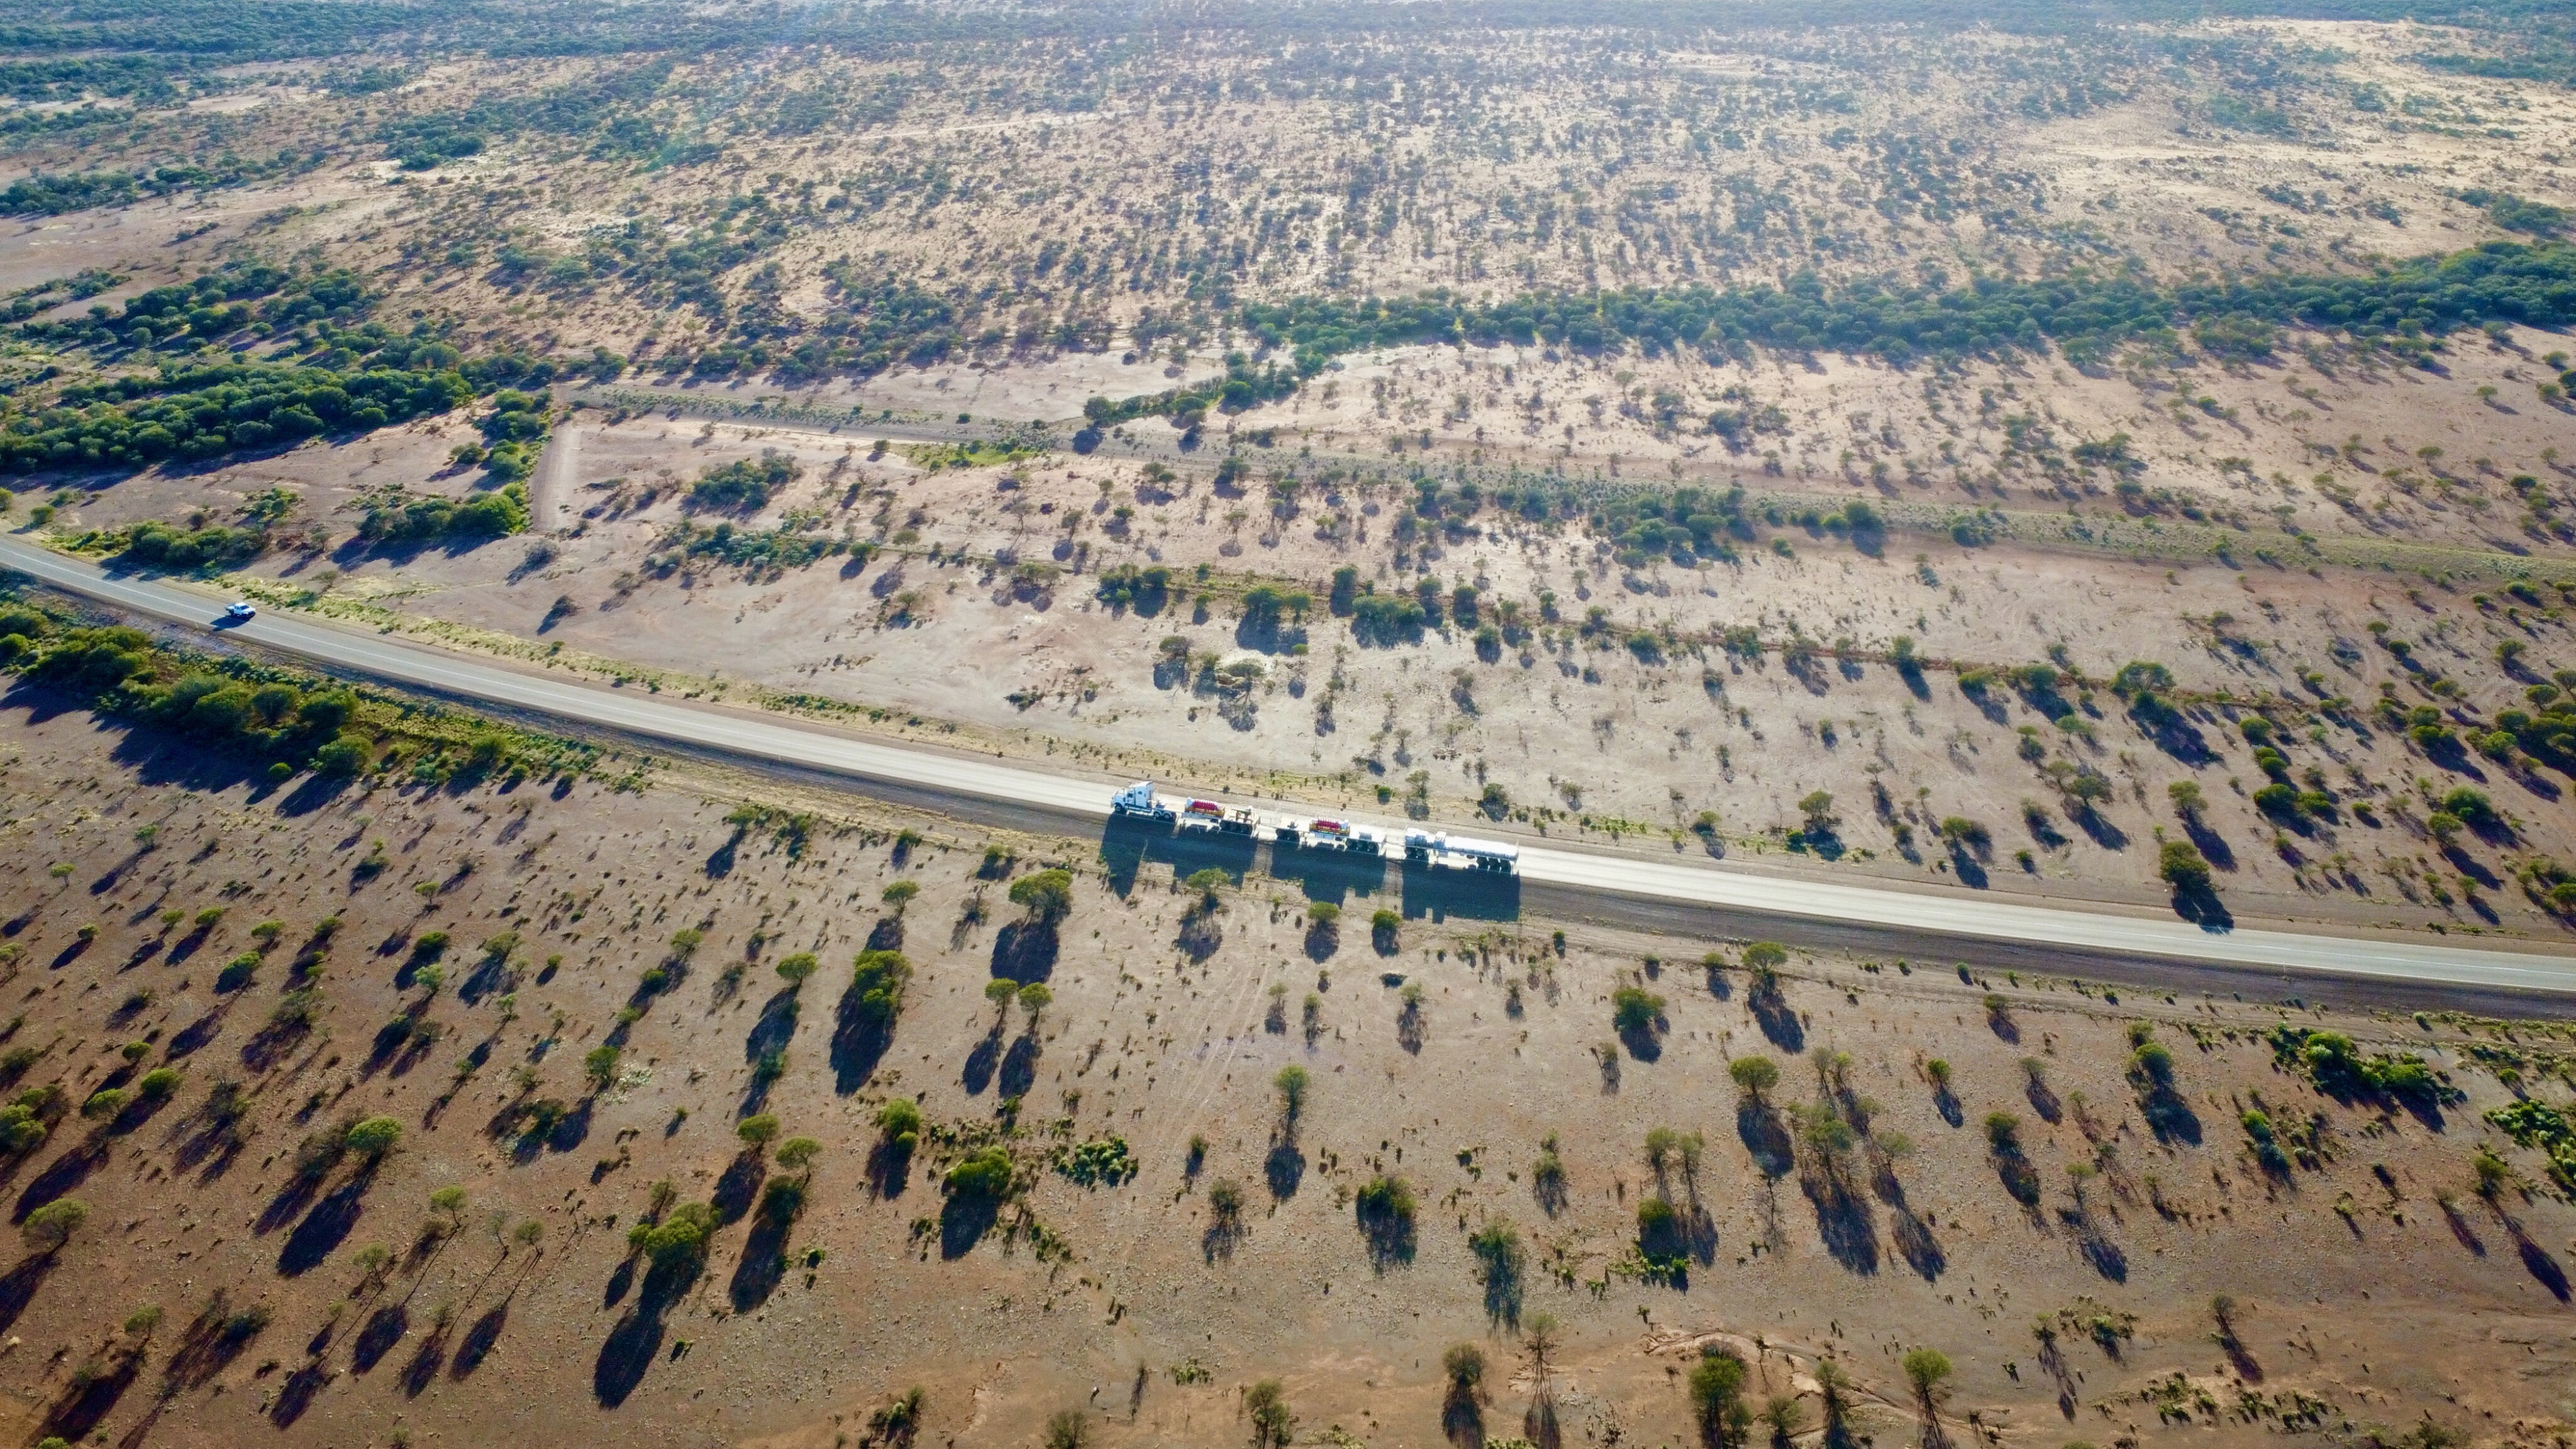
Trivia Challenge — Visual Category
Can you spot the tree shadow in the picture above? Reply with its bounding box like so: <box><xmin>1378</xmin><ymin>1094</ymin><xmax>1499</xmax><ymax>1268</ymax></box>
<box><xmin>451</xmin><ymin>1299</ymin><xmax>508</xmax><ymax>1379</ymax></box>
<box><xmin>2074</xmin><ymin>1228</ymin><xmax>2129</xmax><ymax>1282</ymax></box>
<box><xmin>399</xmin><ymin>1313</ymin><xmax>451</xmax><ymax>1397</ymax></box>
<box><xmin>2182</xmin><ymin>816</ymin><xmax>2236</xmax><ymax>871</ymax></box>
<box><xmin>2502</xmin><ymin>1213</ymin><xmax>2572</xmax><ymax>1302</ymax></box>
<box><xmin>14</xmin><ymin>1140</ymin><xmax>108</xmax><ymax>1223</ymax></box>
<box><xmin>2069</xmin><ymin>804</ymin><xmax>2128</xmax><ymax>850</ymax></box>
<box><xmin>36</xmin><ymin>1343</ymin><xmax>138</xmax><ymax>1443</ymax></box>
<box><xmin>239</xmin><ymin>1011</ymin><xmax>314</xmax><ymax>1073</ymax></box>
<box><xmin>867</xmin><ymin>1138</ymin><xmax>914</xmax><ymax>1199</ymax></box>
<box><xmin>1443</xmin><ymin>1382</ymin><xmax>1485</xmax><ymax>1449</ymax></box>
<box><xmin>546</xmin><ymin>1097</ymin><xmax>594</xmax><ymax>1155</ymax></box>
<box><xmin>1202</xmin><ymin>1205</ymin><xmax>1246</xmax><ymax>1263</ymax></box>
<box><xmin>937</xmin><ymin>1191</ymin><xmax>1002</xmax><ymax>1259</ymax></box>
<box><xmin>2132</xmin><ymin>1080</ymin><xmax>2202</xmax><ymax>1146</ymax></box>
<box><xmin>352</xmin><ymin>1302</ymin><xmax>408</xmax><ymax>1373</ymax></box>
<box><xmin>1357</xmin><ymin>1196</ymin><xmax>1416</xmax><ymax>1272</ymax></box>
<box><xmin>1799</xmin><ymin>1163</ymin><xmax>1879</xmax><ymax>1275</ymax></box>
<box><xmin>1526</xmin><ymin>1396</ymin><xmax>1562</xmax><ymax>1449</ymax></box>
<box><xmin>277</xmin><ymin>1175</ymin><xmax>375</xmax><ymax>1276</ymax></box>
<box><xmin>989</xmin><ymin>921</ymin><xmax>1058</xmax><ymax>984</ymax></box>
<box><xmin>594</xmin><ymin>1255</ymin><xmax>701</xmax><ymax>1407</ymax></box>
<box><xmin>1736</xmin><ymin>1101</ymin><xmax>1794</xmax><ymax>1179</ymax></box>
<box><xmin>1264</xmin><ymin>1138</ymin><xmax>1306</xmax><ymax>1200</ymax></box>
<box><xmin>269</xmin><ymin>1362</ymin><xmax>330</xmax><ymax>1427</ymax></box>
<box><xmin>709</xmin><ymin>1150</ymin><xmax>765</xmax><ymax>1226</ymax></box>
<box><xmin>1889</xmin><ymin>1205</ymin><xmax>1946</xmax><ymax>1281</ymax></box>
<box><xmin>997</xmin><ymin>1034</ymin><xmax>1041</xmax><ymax>1097</ymax></box>
<box><xmin>1684</xmin><ymin>1198</ymin><xmax>1719</xmax><ymax>1269</ymax></box>
<box><xmin>160</xmin><ymin>1291</ymin><xmax>265</xmax><ymax>1394</ymax></box>
<box><xmin>1990</xmin><ymin>1143</ymin><xmax>2042</xmax><ymax>1209</ymax></box>
<box><xmin>1616</xmin><ymin>1018</ymin><xmax>1665</xmax><ymax>1063</ymax></box>
<box><xmin>1175</xmin><ymin>909</ymin><xmax>1223</xmax><ymax>962</ymax></box>
<box><xmin>2441</xmin><ymin>1196</ymin><xmax>2487</xmax><ymax>1255</ymax></box>
<box><xmin>164</xmin><ymin>1009</ymin><xmax>226</xmax><ymax>1062</ymax></box>
<box><xmin>1748</xmin><ymin>975</ymin><xmax>1804</xmax><ymax>1053</ymax></box>
<box><xmin>728</xmin><ymin>1206</ymin><xmax>794</xmax><ymax>1311</ymax></box>
<box><xmin>1948</xmin><ymin>845</ymin><xmax>1989</xmax><ymax>889</ymax></box>
<box><xmin>457</xmin><ymin>948</ymin><xmax>516</xmax><ymax>1006</ymax></box>
<box><xmin>1931</xmin><ymin>1082</ymin><xmax>1964</xmax><ymax>1129</ymax></box>
<box><xmin>829</xmin><ymin>1002</ymin><xmax>897</xmax><ymax>1096</ymax></box>
<box><xmin>2214</xmin><ymin>1324</ymin><xmax>2263</xmax><ymax>1384</ymax></box>
<box><xmin>2170</xmin><ymin>880</ymin><xmax>2235</xmax><ymax>931</ymax></box>
<box><xmin>702</xmin><ymin>830</ymin><xmax>740</xmax><ymax>879</ymax></box>
<box><xmin>2023</xmin><ymin>1072</ymin><xmax>2063</xmax><ymax>1124</ymax></box>
<box><xmin>745</xmin><ymin>989</ymin><xmax>799</xmax><ymax>1067</ymax></box>
<box><xmin>601</xmin><ymin>1250</ymin><xmax>637</xmax><ymax>1309</ymax></box>
<box><xmin>2133</xmin><ymin>704</ymin><xmax>2217</xmax><ymax>765</ymax></box>
<box><xmin>962</xmin><ymin>1031</ymin><xmax>1000</xmax><ymax>1094</ymax></box>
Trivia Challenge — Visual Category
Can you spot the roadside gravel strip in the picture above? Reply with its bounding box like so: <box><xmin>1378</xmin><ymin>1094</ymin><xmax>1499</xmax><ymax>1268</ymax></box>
<box><xmin>6</xmin><ymin>535</ymin><xmax>2573</xmax><ymax>999</ymax></box>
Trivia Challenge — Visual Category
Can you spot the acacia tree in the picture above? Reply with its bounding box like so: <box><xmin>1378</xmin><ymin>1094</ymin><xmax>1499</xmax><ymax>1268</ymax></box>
<box><xmin>1901</xmin><ymin>1348</ymin><xmax>1953</xmax><ymax>1449</ymax></box>
<box><xmin>1689</xmin><ymin>1348</ymin><xmax>1750</xmax><ymax>1449</ymax></box>
<box><xmin>1274</xmin><ymin>1065</ymin><xmax>1309</xmax><ymax>1128</ymax></box>
<box><xmin>1007</xmin><ymin>869</ymin><xmax>1074</xmax><ymax>926</ymax></box>
<box><xmin>982</xmin><ymin>977</ymin><xmax>1017</xmax><ymax>1031</ymax></box>
<box><xmin>20</xmin><ymin>1198</ymin><xmax>86</xmax><ymax>1257</ymax></box>
<box><xmin>1245</xmin><ymin>1380</ymin><xmax>1293</xmax><ymax>1449</ymax></box>
<box><xmin>1015</xmin><ymin>982</ymin><xmax>1053</xmax><ymax>1035</ymax></box>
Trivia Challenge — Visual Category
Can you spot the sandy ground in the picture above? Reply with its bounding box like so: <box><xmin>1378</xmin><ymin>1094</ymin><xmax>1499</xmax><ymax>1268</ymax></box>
<box><xmin>34</xmin><ymin>369</ymin><xmax>2575</xmax><ymax>945</ymax></box>
<box><xmin>0</xmin><ymin>694</ymin><xmax>2565</xmax><ymax>1449</ymax></box>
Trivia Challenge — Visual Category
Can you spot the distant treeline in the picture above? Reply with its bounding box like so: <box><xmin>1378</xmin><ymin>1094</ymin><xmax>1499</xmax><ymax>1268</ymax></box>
<box><xmin>1063</xmin><ymin>240</ymin><xmax>2576</xmax><ymax>421</ymax></box>
<box><xmin>1</xmin><ymin>260</ymin><xmax>562</xmax><ymax>479</ymax></box>
<box><xmin>0</xmin><ymin>152</ymin><xmax>327</xmax><ymax>218</ymax></box>
<box><xmin>1</xmin><ymin>361</ymin><xmax>470</xmax><ymax>474</ymax></box>
<box><xmin>1237</xmin><ymin>240</ymin><xmax>2576</xmax><ymax>370</ymax></box>
<box><xmin>4</xmin><ymin>0</ymin><xmax>2564</xmax><ymax>64</ymax></box>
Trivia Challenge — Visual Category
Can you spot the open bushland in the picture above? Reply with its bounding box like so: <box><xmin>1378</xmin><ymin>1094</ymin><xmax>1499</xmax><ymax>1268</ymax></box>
<box><xmin>2</xmin><ymin>0</ymin><xmax>2575</xmax><ymax>938</ymax></box>
<box><xmin>6</xmin><ymin>0</ymin><xmax>2576</xmax><ymax>1442</ymax></box>
<box><xmin>0</xmin><ymin>596</ymin><xmax>2562</xmax><ymax>1449</ymax></box>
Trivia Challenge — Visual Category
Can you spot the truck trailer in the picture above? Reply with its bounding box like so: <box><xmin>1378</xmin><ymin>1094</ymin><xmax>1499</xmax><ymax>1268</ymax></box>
<box><xmin>1111</xmin><ymin>782</ymin><xmax>1509</xmax><ymax>872</ymax></box>
<box><xmin>1401</xmin><ymin>827</ymin><xmax>1520</xmax><ymax>873</ymax></box>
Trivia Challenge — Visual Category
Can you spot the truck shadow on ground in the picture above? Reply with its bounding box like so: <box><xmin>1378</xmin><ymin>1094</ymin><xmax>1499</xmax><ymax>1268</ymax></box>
<box><xmin>1096</xmin><ymin>818</ymin><xmax>1521</xmax><ymax>926</ymax></box>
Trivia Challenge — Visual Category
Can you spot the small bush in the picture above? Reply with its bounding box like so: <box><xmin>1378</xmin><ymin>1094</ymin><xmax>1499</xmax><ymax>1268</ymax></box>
<box><xmin>944</xmin><ymin>1146</ymin><xmax>1015</xmax><ymax>1201</ymax></box>
<box><xmin>1611</xmin><ymin>985</ymin><xmax>1666</xmax><ymax>1035</ymax></box>
<box><xmin>345</xmin><ymin>1115</ymin><xmax>403</xmax><ymax>1160</ymax></box>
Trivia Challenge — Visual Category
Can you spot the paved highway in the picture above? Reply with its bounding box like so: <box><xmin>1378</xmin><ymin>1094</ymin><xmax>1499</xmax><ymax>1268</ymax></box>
<box><xmin>5</xmin><ymin>535</ymin><xmax>2573</xmax><ymax>999</ymax></box>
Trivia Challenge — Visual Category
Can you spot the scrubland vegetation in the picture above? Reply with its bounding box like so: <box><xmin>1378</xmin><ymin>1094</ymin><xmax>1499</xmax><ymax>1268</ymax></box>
<box><xmin>3</xmin><ymin>0</ymin><xmax>2576</xmax><ymax>1441</ymax></box>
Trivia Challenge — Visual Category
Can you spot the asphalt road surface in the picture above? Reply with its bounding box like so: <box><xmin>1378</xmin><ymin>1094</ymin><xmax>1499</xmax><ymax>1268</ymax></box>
<box><xmin>6</xmin><ymin>535</ymin><xmax>2572</xmax><ymax>1009</ymax></box>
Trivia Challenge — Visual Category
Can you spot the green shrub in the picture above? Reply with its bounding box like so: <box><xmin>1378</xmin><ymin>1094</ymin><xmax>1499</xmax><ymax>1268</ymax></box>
<box><xmin>844</xmin><ymin>949</ymin><xmax>912</xmax><ymax>1029</ymax></box>
<box><xmin>21</xmin><ymin>1198</ymin><xmax>86</xmax><ymax>1253</ymax></box>
<box><xmin>875</xmin><ymin>1097</ymin><xmax>922</xmax><ymax>1144</ymax></box>
<box><xmin>1006</xmin><ymin>869</ymin><xmax>1075</xmax><ymax>925</ymax></box>
<box><xmin>626</xmin><ymin>1201</ymin><xmax>716</xmax><ymax>1267</ymax></box>
<box><xmin>1636</xmin><ymin>1197</ymin><xmax>1685</xmax><ymax>1260</ymax></box>
<box><xmin>357</xmin><ymin>482</ymin><xmax>527</xmax><ymax>544</ymax></box>
<box><xmin>1728</xmin><ymin>1056</ymin><xmax>1780</xmax><ymax>1099</ymax></box>
<box><xmin>1611</xmin><ymin>985</ymin><xmax>1665</xmax><ymax>1035</ymax></box>
<box><xmin>687</xmin><ymin>450</ymin><xmax>802</xmax><ymax>511</ymax></box>
<box><xmin>2158</xmin><ymin>840</ymin><xmax>2212</xmax><ymax>892</ymax></box>
<box><xmin>944</xmin><ymin>1146</ymin><xmax>1015</xmax><ymax>1200</ymax></box>
<box><xmin>345</xmin><ymin>1115</ymin><xmax>402</xmax><ymax>1160</ymax></box>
